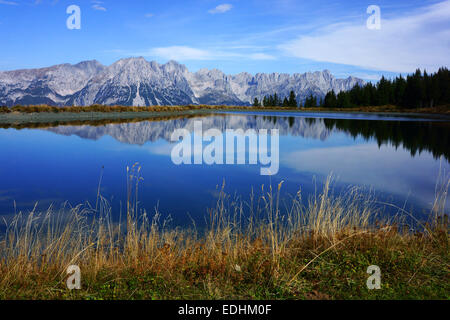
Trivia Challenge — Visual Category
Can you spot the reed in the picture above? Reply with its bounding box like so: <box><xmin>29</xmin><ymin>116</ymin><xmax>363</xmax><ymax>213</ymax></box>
<box><xmin>0</xmin><ymin>167</ymin><xmax>448</xmax><ymax>300</ymax></box>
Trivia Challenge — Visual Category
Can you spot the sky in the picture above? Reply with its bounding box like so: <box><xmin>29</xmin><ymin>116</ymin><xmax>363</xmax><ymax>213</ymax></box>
<box><xmin>0</xmin><ymin>0</ymin><xmax>449</xmax><ymax>81</ymax></box>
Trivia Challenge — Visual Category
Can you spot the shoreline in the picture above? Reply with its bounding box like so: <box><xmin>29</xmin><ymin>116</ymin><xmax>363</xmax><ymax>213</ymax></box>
<box><xmin>1</xmin><ymin>105</ymin><xmax>450</xmax><ymax>126</ymax></box>
<box><xmin>0</xmin><ymin>109</ymin><xmax>218</xmax><ymax>124</ymax></box>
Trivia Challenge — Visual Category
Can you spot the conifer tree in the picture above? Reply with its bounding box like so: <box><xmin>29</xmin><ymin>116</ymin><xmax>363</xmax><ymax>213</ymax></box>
<box><xmin>288</xmin><ymin>90</ymin><xmax>297</xmax><ymax>108</ymax></box>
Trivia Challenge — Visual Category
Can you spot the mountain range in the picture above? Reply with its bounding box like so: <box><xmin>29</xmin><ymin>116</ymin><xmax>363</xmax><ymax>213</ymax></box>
<box><xmin>0</xmin><ymin>57</ymin><xmax>364</xmax><ymax>107</ymax></box>
<box><xmin>46</xmin><ymin>115</ymin><xmax>332</xmax><ymax>145</ymax></box>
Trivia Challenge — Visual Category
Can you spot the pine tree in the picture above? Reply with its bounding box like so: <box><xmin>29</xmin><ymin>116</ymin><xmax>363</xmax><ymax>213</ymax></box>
<box><xmin>376</xmin><ymin>76</ymin><xmax>392</xmax><ymax>106</ymax></box>
<box><xmin>268</xmin><ymin>95</ymin><xmax>274</xmax><ymax>106</ymax></box>
<box><xmin>304</xmin><ymin>95</ymin><xmax>310</xmax><ymax>108</ymax></box>
<box><xmin>288</xmin><ymin>90</ymin><xmax>297</xmax><ymax>108</ymax></box>
<box><xmin>436</xmin><ymin>67</ymin><xmax>449</xmax><ymax>105</ymax></box>
<box><xmin>402</xmin><ymin>69</ymin><xmax>423</xmax><ymax>108</ymax></box>
<box><xmin>304</xmin><ymin>94</ymin><xmax>317</xmax><ymax>108</ymax></box>
<box><xmin>393</xmin><ymin>76</ymin><xmax>406</xmax><ymax>106</ymax></box>
<box><xmin>324</xmin><ymin>90</ymin><xmax>337</xmax><ymax>108</ymax></box>
<box><xmin>430</xmin><ymin>75</ymin><xmax>440</xmax><ymax>108</ymax></box>
<box><xmin>273</xmin><ymin>93</ymin><xmax>279</xmax><ymax>107</ymax></box>
<box><xmin>322</xmin><ymin>67</ymin><xmax>448</xmax><ymax>110</ymax></box>
<box><xmin>337</xmin><ymin>91</ymin><xmax>350</xmax><ymax>108</ymax></box>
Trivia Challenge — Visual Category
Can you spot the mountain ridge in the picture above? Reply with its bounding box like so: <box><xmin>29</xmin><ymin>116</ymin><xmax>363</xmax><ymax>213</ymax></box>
<box><xmin>0</xmin><ymin>58</ymin><xmax>364</xmax><ymax>107</ymax></box>
<box><xmin>46</xmin><ymin>115</ymin><xmax>332</xmax><ymax>145</ymax></box>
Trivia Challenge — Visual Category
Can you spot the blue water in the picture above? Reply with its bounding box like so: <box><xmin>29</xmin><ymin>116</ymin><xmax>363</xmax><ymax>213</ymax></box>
<box><xmin>0</xmin><ymin>112</ymin><xmax>448</xmax><ymax>226</ymax></box>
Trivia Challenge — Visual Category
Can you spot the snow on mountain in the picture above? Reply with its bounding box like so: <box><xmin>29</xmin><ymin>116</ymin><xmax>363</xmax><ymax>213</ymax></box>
<box><xmin>0</xmin><ymin>60</ymin><xmax>105</xmax><ymax>106</ymax></box>
<box><xmin>0</xmin><ymin>58</ymin><xmax>364</xmax><ymax>107</ymax></box>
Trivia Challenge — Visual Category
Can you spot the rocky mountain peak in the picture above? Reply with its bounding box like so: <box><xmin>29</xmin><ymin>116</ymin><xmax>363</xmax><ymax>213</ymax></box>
<box><xmin>0</xmin><ymin>57</ymin><xmax>364</xmax><ymax>107</ymax></box>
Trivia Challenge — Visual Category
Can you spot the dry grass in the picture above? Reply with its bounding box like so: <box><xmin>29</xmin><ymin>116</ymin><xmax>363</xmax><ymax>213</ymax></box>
<box><xmin>1</xmin><ymin>104</ymin><xmax>258</xmax><ymax>114</ymax></box>
<box><xmin>0</xmin><ymin>167</ymin><xmax>448</xmax><ymax>300</ymax></box>
<box><xmin>1</xmin><ymin>104</ymin><xmax>449</xmax><ymax>115</ymax></box>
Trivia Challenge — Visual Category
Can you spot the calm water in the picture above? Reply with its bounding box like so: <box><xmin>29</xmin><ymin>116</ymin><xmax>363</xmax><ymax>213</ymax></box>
<box><xmin>0</xmin><ymin>112</ymin><xmax>449</xmax><ymax>226</ymax></box>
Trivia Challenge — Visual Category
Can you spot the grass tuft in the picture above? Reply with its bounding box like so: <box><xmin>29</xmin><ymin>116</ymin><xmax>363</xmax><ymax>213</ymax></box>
<box><xmin>0</xmin><ymin>168</ymin><xmax>448</xmax><ymax>300</ymax></box>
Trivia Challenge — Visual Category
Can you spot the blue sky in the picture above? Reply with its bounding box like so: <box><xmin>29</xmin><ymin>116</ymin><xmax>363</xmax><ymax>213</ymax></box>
<box><xmin>0</xmin><ymin>0</ymin><xmax>449</xmax><ymax>80</ymax></box>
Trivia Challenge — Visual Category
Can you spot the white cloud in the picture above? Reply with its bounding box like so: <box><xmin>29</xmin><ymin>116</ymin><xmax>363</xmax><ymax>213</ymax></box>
<box><xmin>150</xmin><ymin>46</ymin><xmax>213</xmax><ymax>61</ymax></box>
<box><xmin>209</xmin><ymin>4</ymin><xmax>233</xmax><ymax>14</ymax></box>
<box><xmin>140</xmin><ymin>46</ymin><xmax>276</xmax><ymax>61</ymax></box>
<box><xmin>280</xmin><ymin>1</ymin><xmax>450</xmax><ymax>73</ymax></box>
<box><xmin>145</xmin><ymin>13</ymin><xmax>154</xmax><ymax>18</ymax></box>
<box><xmin>92</xmin><ymin>1</ymin><xmax>106</xmax><ymax>11</ymax></box>
<box><xmin>0</xmin><ymin>0</ymin><xmax>18</xmax><ymax>5</ymax></box>
<box><xmin>248</xmin><ymin>53</ymin><xmax>277</xmax><ymax>60</ymax></box>
<box><xmin>92</xmin><ymin>4</ymin><xmax>106</xmax><ymax>11</ymax></box>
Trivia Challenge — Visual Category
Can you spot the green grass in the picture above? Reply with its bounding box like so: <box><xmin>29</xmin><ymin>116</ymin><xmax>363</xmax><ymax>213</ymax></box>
<box><xmin>0</xmin><ymin>169</ymin><xmax>448</xmax><ymax>300</ymax></box>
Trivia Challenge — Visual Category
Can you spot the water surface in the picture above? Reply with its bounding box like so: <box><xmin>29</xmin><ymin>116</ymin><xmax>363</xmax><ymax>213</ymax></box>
<box><xmin>0</xmin><ymin>112</ymin><xmax>448</xmax><ymax>226</ymax></box>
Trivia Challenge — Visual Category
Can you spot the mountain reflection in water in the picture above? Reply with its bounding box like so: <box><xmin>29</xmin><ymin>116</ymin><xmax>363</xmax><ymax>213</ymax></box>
<box><xmin>0</xmin><ymin>112</ymin><xmax>448</xmax><ymax>226</ymax></box>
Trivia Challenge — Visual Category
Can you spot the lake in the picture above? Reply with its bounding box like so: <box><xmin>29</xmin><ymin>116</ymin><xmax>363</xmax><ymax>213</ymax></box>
<box><xmin>0</xmin><ymin>111</ymin><xmax>449</xmax><ymax>227</ymax></box>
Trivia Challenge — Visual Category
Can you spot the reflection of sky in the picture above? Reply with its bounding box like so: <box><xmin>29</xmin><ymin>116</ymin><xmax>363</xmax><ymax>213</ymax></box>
<box><xmin>0</xmin><ymin>115</ymin><xmax>448</xmax><ymax>226</ymax></box>
<box><xmin>283</xmin><ymin>143</ymin><xmax>449</xmax><ymax>210</ymax></box>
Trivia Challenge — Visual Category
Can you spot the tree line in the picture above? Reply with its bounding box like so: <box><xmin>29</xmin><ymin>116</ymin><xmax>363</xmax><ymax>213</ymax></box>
<box><xmin>323</xmin><ymin>68</ymin><xmax>449</xmax><ymax>109</ymax></box>
<box><xmin>253</xmin><ymin>91</ymin><xmax>298</xmax><ymax>108</ymax></box>
<box><xmin>253</xmin><ymin>67</ymin><xmax>449</xmax><ymax>109</ymax></box>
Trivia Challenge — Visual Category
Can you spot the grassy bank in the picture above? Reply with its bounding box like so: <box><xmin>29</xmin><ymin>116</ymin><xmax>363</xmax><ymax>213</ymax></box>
<box><xmin>0</xmin><ymin>168</ymin><xmax>448</xmax><ymax>300</ymax></box>
<box><xmin>1</xmin><ymin>104</ymin><xmax>449</xmax><ymax>117</ymax></box>
<box><xmin>1</xmin><ymin>104</ymin><xmax>449</xmax><ymax>130</ymax></box>
<box><xmin>0</xmin><ymin>104</ymin><xmax>251</xmax><ymax>114</ymax></box>
<box><xmin>0</xmin><ymin>113</ymin><xmax>216</xmax><ymax>130</ymax></box>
